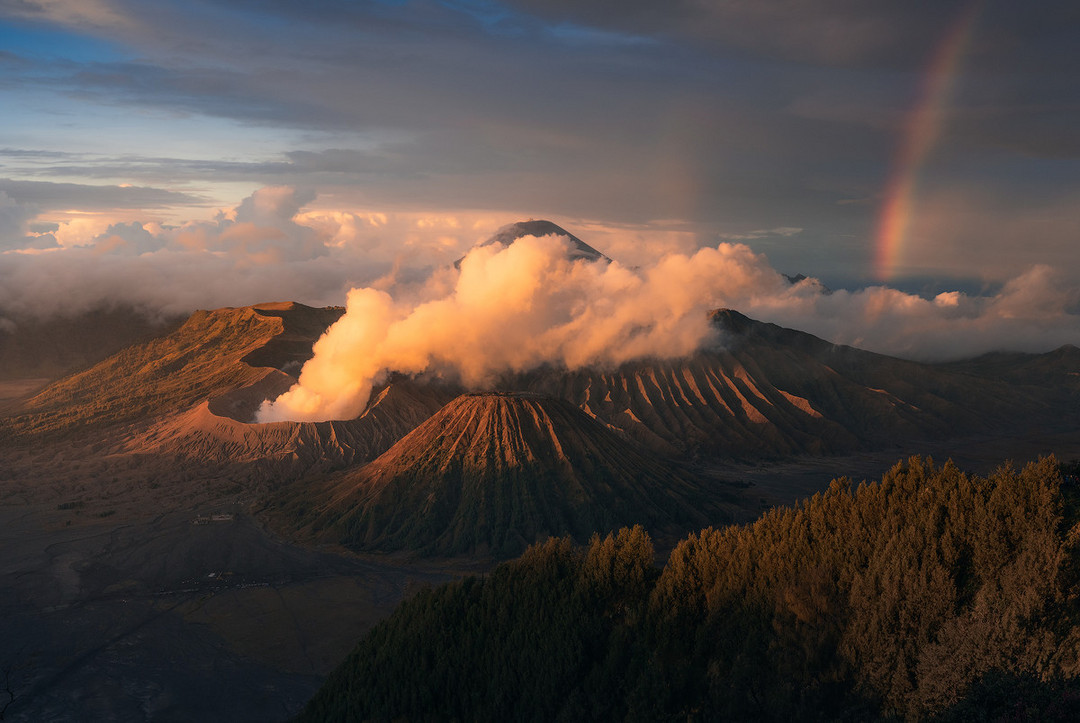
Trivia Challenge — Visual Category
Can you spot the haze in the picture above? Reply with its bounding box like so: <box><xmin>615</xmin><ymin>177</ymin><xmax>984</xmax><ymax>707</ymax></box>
<box><xmin>1</xmin><ymin>1</ymin><xmax>1078</xmax><ymax>326</ymax></box>
<box><xmin>4</xmin><ymin>5</ymin><xmax>1080</xmax><ymax>719</ymax></box>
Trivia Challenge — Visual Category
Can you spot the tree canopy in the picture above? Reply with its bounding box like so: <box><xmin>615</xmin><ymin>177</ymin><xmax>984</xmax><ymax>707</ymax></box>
<box><xmin>299</xmin><ymin>456</ymin><xmax>1080</xmax><ymax>722</ymax></box>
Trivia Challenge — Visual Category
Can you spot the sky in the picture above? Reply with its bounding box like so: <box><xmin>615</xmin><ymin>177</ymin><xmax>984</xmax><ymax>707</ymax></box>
<box><xmin>0</xmin><ymin>0</ymin><xmax>1078</xmax><ymax>358</ymax></box>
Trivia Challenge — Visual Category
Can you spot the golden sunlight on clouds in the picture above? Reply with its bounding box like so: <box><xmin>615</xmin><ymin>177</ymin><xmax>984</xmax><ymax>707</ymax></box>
<box><xmin>571</xmin><ymin>221</ymin><xmax>702</xmax><ymax>267</ymax></box>
<box><xmin>50</xmin><ymin>214</ymin><xmax>133</xmax><ymax>248</ymax></box>
<box><xmin>5</xmin><ymin>187</ymin><xmax>1077</xmax><ymax>368</ymax></box>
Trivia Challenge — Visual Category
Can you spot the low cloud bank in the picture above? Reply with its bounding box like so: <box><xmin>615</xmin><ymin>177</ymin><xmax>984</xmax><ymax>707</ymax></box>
<box><xmin>763</xmin><ymin>266</ymin><xmax>1080</xmax><ymax>363</ymax></box>
<box><xmin>0</xmin><ymin>187</ymin><xmax>491</xmax><ymax>321</ymax></box>
<box><xmin>3</xmin><ymin>186</ymin><xmax>1077</xmax><ymax>420</ymax></box>
<box><xmin>258</xmin><ymin>231</ymin><xmax>1080</xmax><ymax>422</ymax></box>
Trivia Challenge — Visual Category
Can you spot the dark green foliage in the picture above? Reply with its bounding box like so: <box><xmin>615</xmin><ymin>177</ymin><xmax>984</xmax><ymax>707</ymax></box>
<box><xmin>934</xmin><ymin>670</ymin><xmax>1080</xmax><ymax>722</ymax></box>
<box><xmin>300</xmin><ymin>456</ymin><xmax>1080</xmax><ymax>722</ymax></box>
<box><xmin>300</xmin><ymin>528</ymin><xmax>655</xmax><ymax>722</ymax></box>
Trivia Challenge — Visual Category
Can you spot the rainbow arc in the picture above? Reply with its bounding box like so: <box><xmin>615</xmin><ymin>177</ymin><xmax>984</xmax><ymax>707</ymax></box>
<box><xmin>874</xmin><ymin>2</ymin><xmax>982</xmax><ymax>281</ymax></box>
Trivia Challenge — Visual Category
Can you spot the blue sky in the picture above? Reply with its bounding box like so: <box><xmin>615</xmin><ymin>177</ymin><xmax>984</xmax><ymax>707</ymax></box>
<box><xmin>1</xmin><ymin>0</ymin><xmax>1078</xmax><ymax>306</ymax></box>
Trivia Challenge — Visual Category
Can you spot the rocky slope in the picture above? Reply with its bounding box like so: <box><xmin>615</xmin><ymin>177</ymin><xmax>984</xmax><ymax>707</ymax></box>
<box><xmin>6</xmin><ymin>294</ymin><xmax>1076</xmax><ymax>475</ymax></box>
<box><xmin>130</xmin><ymin>376</ymin><xmax>456</xmax><ymax>479</ymax></box>
<box><xmin>0</xmin><ymin>305</ymin><xmax>183</xmax><ymax>382</ymax></box>
<box><xmin>302</xmin><ymin>393</ymin><xmax>726</xmax><ymax>557</ymax></box>
<box><xmin>0</xmin><ymin>302</ymin><xmax>463</xmax><ymax>484</ymax></box>
<box><xmin>2</xmin><ymin>302</ymin><xmax>342</xmax><ymax>438</ymax></box>
<box><xmin>940</xmin><ymin>344</ymin><xmax>1080</xmax><ymax>393</ymax></box>
<box><xmin>506</xmin><ymin>309</ymin><xmax>1078</xmax><ymax>460</ymax></box>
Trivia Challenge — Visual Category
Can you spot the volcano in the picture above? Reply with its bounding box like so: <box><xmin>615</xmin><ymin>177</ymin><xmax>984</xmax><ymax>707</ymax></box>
<box><xmin>505</xmin><ymin>309</ymin><xmax>1080</xmax><ymax>460</ymax></box>
<box><xmin>4</xmin><ymin>224</ymin><xmax>1078</xmax><ymax>723</ymax></box>
<box><xmin>3</xmin><ymin>221</ymin><xmax>1078</xmax><ymax>490</ymax></box>
<box><xmin>6</xmin><ymin>299</ymin><xmax>1077</xmax><ymax>478</ymax></box>
<box><xmin>303</xmin><ymin>392</ymin><xmax>726</xmax><ymax>557</ymax></box>
<box><xmin>455</xmin><ymin>219</ymin><xmax>609</xmax><ymax>268</ymax></box>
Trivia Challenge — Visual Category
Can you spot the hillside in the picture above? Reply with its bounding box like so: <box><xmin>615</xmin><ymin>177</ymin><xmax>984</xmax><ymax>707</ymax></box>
<box><xmin>299</xmin><ymin>393</ymin><xmax>733</xmax><ymax>557</ymax></box>
<box><xmin>941</xmin><ymin>344</ymin><xmax>1080</xmax><ymax>393</ymax></box>
<box><xmin>4</xmin><ymin>295</ymin><xmax>1076</xmax><ymax>477</ymax></box>
<box><xmin>0</xmin><ymin>302</ymin><xmax>342</xmax><ymax>438</ymax></box>
<box><xmin>128</xmin><ymin>376</ymin><xmax>457</xmax><ymax>481</ymax></box>
<box><xmin>455</xmin><ymin>219</ymin><xmax>610</xmax><ymax>267</ymax></box>
<box><xmin>508</xmin><ymin>309</ymin><xmax>1079</xmax><ymax>460</ymax></box>
<box><xmin>481</xmin><ymin>219</ymin><xmax>609</xmax><ymax>262</ymax></box>
<box><xmin>0</xmin><ymin>305</ymin><xmax>183</xmax><ymax>382</ymax></box>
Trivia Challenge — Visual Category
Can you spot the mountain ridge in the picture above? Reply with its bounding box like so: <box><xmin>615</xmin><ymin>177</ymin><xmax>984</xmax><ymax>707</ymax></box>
<box><xmin>4</xmin><ymin>299</ymin><xmax>1077</xmax><ymax>470</ymax></box>
<box><xmin>455</xmin><ymin>219</ymin><xmax>610</xmax><ymax>268</ymax></box>
<box><xmin>0</xmin><ymin>302</ymin><xmax>344</xmax><ymax>438</ymax></box>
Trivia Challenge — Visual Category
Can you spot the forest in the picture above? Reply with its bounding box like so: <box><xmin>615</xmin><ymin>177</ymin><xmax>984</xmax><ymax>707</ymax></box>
<box><xmin>299</xmin><ymin>456</ymin><xmax>1080</xmax><ymax>721</ymax></box>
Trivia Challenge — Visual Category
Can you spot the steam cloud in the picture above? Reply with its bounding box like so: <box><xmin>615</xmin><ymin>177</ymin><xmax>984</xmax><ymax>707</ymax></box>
<box><xmin>257</xmin><ymin>234</ymin><xmax>752</xmax><ymax>421</ymax></box>
<box><xmin>3</xmin><ymin>185</ymin><xmax>1078</xmax><ymax>417</ymax></box>
<box><xmin>257</xmin><ymin>231</ymin><xmax>1080</xmax><ymax>423</ymax></box>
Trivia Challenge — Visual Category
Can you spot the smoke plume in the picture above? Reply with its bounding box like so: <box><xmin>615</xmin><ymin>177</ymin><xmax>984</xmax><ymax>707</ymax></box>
<box><xmin>4</xmin><ymin>185</ymin><xmax>1077</xmax><ymax>413</ymax></box>
<box><xmin>258</xmin><ymin>228</ymin><xmax>1080</xmax><ymax>423</ymax></box>
<box><xmin>256</xmin><ymin>234</ymin><xmax>775</xmax><ymax>421</ymax></box>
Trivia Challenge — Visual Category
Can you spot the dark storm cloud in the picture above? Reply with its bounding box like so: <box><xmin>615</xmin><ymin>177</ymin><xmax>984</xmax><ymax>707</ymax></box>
<box><xmin>0</xmin><ymin>148</ymin><xmax>78</xmax><ymax>159</ymax></box>
<box><xmin>500</xmin><ymin>0</ymin><xmax>1080</xmax><ymax>69</ymax></box>
<box><xmin>39</xmin><ymin>17</ymin><xmax>675</xmax><ymax>134</ymax></box>
<box><xmin>5</xmin><ymin>1</ymin><xmax>1074</xmax><ymax>174</ymax></box>
<box><xmin>0</xmin><ymin>0</ymin><xmax>1078</xmax><ymax>289</ymax></box>
<box><xmin>0</xmin><ymin>179</ymin><xmax>205</xmax><ymax>210</ymax></box>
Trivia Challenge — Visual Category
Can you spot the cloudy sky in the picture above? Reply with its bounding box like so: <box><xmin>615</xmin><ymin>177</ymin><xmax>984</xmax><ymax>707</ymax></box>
<box><xmin>1</xmin><ymin>0</ymin><xmax>1078</xmax><ymax>321</ymax></box>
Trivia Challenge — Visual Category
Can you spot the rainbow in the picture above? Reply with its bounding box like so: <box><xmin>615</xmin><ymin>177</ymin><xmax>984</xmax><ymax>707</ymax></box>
<box><xmin>873</xmin><ymin>2</ymin><xmax>982</xmax><ymax>281</ymax></box>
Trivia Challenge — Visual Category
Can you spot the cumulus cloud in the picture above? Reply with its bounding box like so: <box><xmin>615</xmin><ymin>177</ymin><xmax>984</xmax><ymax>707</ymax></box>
<box><xmin>258</xmin><ymin>229</ymin><xmax>1080</xmax><ymax>422</ymax></box>
<box><xmin>0</xmin><ymin>191</ymin><xmax>53</xmax><ymax>251</ymax></box>
<box><xmin>3</xmin><ymin>185</ymin><xmax>1077</xmax><ymax>413</ymax></box>
<box><xmin>0</xmin><ymin>186</ymin><xmax>508</xmax><ymax>319</ymax></box>
<box><xmin>752</xmin><ymin>266</ymin><xmax>1080</xmax><ymax>362</ymax></box>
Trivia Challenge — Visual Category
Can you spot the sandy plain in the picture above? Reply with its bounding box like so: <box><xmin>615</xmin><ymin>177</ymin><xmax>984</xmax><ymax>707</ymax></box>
<box><xmin>4</xmin><ymin>422</ymin><xmax>1078</xmax><ymax>721</ymax></box>
<box><xmin>0</xmin><ymin>435</ymin><xmax>478</xmax><ymax>722</ymax></box>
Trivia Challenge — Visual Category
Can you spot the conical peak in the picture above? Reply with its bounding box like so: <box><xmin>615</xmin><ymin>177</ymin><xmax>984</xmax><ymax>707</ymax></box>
<box><xmin>485</xmin><ymin>220</ymin><xmax>608</xmax><ymax>263</ymax></box>
<box><xmin>408</xmin><ymin>392</ymin><xmax>581</xmax><ymax>446</ymax></box>
<box><xmin>453</xmin><ymin>220</ymin><xmax>610</xmax><ymax>268</ymax></box>
<box><xmin>317</xmin><ymin>390</ymin><xmax>716</xmax><ymax>556</ymax></box>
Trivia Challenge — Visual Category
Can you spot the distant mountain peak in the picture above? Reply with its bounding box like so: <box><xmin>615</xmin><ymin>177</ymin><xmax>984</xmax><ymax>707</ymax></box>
<box><xmin>783</xmin><ymin>272</ymin><xmax>832</xmax><ymax>294</ymax></box>
<box><xmin>455</xmin><ymin>220</ymin><xmax>610</xmax><ymax>268</ymax></box>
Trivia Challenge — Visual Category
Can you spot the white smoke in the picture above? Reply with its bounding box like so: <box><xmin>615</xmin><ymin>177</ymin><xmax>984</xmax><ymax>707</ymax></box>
<box><xmin>256</xmin><ymin>234</ymin><xmax>780</xmax><ymax>421</ymax></box>
<box><xmin>258</xmin><ymin>231</ymin><xmax>1080</xmax><ymax>423</ymax></box>
<box><xmin>3</xmin><ymin>184</ymin><xmax>1077</xmax><ymax>415</ymax></box>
